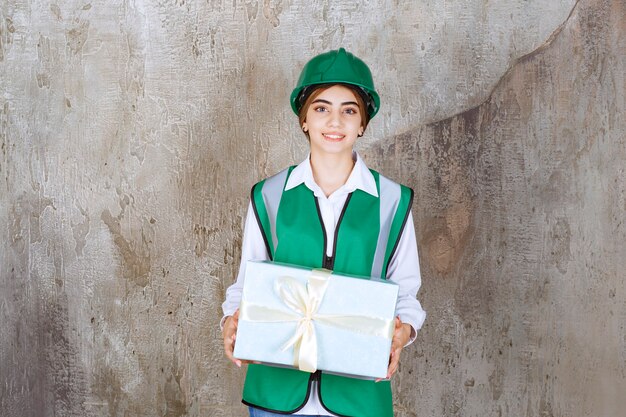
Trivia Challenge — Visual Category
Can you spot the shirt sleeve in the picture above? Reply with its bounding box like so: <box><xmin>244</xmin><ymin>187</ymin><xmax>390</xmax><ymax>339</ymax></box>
<box><xmin>220</xmin><ymin>201</ymin><xmax>270</xmax><ymax>329</ymax></box>
<box><xmin>385</xmin><ymin>212</ymin><xmax>427</xmax><ymax>345</ymax></box>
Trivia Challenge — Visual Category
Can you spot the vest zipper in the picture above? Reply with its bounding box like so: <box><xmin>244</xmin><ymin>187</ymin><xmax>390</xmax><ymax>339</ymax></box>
<box><xmin>311</xmin><ymin>370</ymin><xmax>322</xmax><ymax>410</ymax></box>
<box><xmin>314</xmin><ymin>194</ymin><xmax>352</xmax><ymax>271</ymax></box>
<box><xmin>323</xmin><ymin>255</ymin><xmax>333</xmax><ymax>269</ymax></box>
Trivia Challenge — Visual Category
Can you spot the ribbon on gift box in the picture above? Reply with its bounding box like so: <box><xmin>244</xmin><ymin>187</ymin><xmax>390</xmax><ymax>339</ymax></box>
<box><xmin>239</xmin><ymin>269</ymin><xmax>395</xmax><ymax>373</ymax></box>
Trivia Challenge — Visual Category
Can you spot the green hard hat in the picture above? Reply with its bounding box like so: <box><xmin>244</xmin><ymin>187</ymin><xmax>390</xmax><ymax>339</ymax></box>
<box><xmin>290</xmin><ymin>48</ymin><xmax>380</xmax><ymax>118</ymax></box>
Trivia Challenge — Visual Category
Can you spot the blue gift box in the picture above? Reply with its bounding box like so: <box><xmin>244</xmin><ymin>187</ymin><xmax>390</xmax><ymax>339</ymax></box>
<box><xmin>233</xmin><ymin>261</ymin><xmax>399</xmax><ymax>379</ymax></box>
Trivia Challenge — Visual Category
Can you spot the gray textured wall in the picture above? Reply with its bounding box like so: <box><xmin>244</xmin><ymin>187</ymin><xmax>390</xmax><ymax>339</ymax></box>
<box><xmin>1</xmin><ymin>0</ymin><xmax>624</xmax><ymax>416</ymax></box>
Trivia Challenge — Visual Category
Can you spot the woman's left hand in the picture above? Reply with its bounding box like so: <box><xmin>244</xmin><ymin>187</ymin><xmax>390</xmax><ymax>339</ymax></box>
<box><xmin>377</xmin><ymin>317</ymin><xmax>412</xmax><ymax>381</ymax></box>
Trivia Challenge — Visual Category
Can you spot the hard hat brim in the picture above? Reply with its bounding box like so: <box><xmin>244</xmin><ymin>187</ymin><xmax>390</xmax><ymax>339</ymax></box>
<box><xmin>290</xmin><ymin>81</ymin><xmax>380</xmax><ymax>118</ymax></box>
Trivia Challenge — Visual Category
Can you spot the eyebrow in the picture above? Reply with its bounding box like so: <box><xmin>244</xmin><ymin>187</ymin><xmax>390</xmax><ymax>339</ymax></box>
<box><xmin>312</xmin><ymin>99</ymin><xmax>359</xmax><ymax>107</ymax></box>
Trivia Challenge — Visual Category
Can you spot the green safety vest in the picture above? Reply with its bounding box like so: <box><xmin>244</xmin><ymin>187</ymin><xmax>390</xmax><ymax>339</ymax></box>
<box><xmin>242</xmin><ymin>166</ymin><xmax>413</xmax><ymax>417</ymax></box>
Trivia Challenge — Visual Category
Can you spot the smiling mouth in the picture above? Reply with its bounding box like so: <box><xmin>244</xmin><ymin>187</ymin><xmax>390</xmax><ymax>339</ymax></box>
<box><xmin>323</xmin><ymin>133</ymin><xmax>345</xmax><ymax>141</ymax></box>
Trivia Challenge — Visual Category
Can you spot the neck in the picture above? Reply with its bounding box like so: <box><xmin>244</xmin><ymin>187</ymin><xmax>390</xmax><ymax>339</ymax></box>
<box><xmin>310</xmin><ymin>151</ymin><xmax>355</xmax><ymax>197</ymax></box>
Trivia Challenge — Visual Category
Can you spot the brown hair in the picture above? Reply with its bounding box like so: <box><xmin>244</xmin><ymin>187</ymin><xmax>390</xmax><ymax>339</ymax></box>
<box><xmin>298</xmin><ymin>84</ymin><xmax>370</xmax><ymax>138</ymax></box>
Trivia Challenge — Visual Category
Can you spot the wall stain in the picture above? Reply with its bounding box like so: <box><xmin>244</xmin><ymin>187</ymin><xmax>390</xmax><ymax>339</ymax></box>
<box><xmin>193</xmin><ymin>224</ymin><xmax>219</xmax><ymax>257</ymax></box>
<box><xmin>93</xmin><ymin>366</ymin><xmax>123</xmax><ymax>416</ymax></box>
<box><xmin>41</xmin><ymin>296</ymin><xmax>87</xmax><ymax>417</ymax></box>
<box><xmin>245</xmin><ymin>0</ymin><xmax>259</xmax><ymax>22</ymax></box>
<box><xmin>10</xmin><ymin>194</ymin><xmax>55</xmax><ymax>248</ymax></box>
<box><xmin>164</xmin><ymin>371</ymin><xmax>186</xmax><ymax>417</ymax></box>
<box><xmin>0</xmin><ymin>102</ymin><xmax>6</xmax><ymax>196</ymax></box>
<box><xmin>419</xmin><ymin>110</ymin><xmax>479</xmax><ymax>281</ymax></box>
<box><xmin>36</xmin><ymin>35</ymin><xmax>52</xmax><ymax>89</ymax></box>
<box><xmin>422</xmin><ymin>225</ymin><xmax>455</xmax><ymax>275</ymax></box>
<box><xmin>101</xmin><ymin>198</ymin><xmax>152</xmax><ymax>287</ymax></box>
<box><xmin>71</xmin><ymin>204</ymin><xmax>90</xmax><ymax>257</ymax></box>
<box><xmin>488</xmin><ymin>366</ymin><xmax>504</xmax><ymax>401</ymax></box>
<box><xmin>66</xmin><ymin>19</ymin><xmax>89</xmax><ymax>55</ymax></box>
<box><xmin>421</xmin><ymin>201</ymin><xmax>474</xmax><ymax>277</ymax></box>
<box><xmin>262</xmin><ymin>0</ymin><xmax>283</xmax><ymax>27</ymax></box>
<box><xmin>547</xmin><ymin>217</ymin><xmax>571</xmax><ymax>274</ymax></box>
<box><xmin>0</xmin><ymin>19</ymin><xmax>5</xmax><ymax>62</ymax></box>
<box><xmin>0</xmin><ymin>16</ymin><xmax>16</xmax><ymax>62</ymax></box>
<box><xmin>50</xmin><ymin>4</ymin><xmax>62</xmax><ymax>21</ymax></box>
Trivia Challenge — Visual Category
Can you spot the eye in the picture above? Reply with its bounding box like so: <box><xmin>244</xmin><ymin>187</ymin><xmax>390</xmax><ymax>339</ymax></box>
<box><xmin>343</xmin><ymin>107</ymin><xmax>358</xmax><ymax>115</ymax></box>
<box><xmin>313</xmin><ymin>105</ymin><xmax>328</xmax><ymax>113</ymax></box>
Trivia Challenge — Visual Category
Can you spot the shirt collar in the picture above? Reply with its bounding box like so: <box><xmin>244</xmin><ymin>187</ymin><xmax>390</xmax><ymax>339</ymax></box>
<box><xmin>285</xmin><ymin>152</ymin><xmax>379</xmax><ymax>198</ymax></box>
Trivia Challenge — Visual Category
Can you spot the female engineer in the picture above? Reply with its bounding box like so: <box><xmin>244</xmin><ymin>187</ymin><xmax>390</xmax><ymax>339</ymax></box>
<box><xmin>221</xmin><ymin>48</ymin><xmax>426</xmax><ymax>417</ymax></box>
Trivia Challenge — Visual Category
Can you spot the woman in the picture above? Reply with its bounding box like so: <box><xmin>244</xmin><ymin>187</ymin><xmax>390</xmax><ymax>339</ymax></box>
<box><xmin>222</xmin><ymin>48</ymin><xmax>426</xmax><ymax>417</ymax></box>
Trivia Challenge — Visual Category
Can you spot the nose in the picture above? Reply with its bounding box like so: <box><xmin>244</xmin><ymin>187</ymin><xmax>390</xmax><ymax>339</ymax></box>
<box><xmin>327</xmin><ymin>110</ymin><xmax>342</xmax><ymax>127</ymax></box>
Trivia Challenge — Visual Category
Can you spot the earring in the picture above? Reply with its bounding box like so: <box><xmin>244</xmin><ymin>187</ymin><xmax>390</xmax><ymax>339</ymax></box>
<box><xmin>302</xmin><ymin>126</ymin><xmax>308</xmax><ymax>133</ymax></box>
<box><xmin>358</xmin><ymin>131</ymin><xmax>363</xmax><ymax>137</ymax></box>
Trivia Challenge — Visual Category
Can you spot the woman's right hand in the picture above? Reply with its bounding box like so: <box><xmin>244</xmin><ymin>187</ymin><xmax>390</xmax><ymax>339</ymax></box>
<box><xmin>223</xmin><ymin>309</ymin><xmax>243</xmax><ymax>367</ymax></box>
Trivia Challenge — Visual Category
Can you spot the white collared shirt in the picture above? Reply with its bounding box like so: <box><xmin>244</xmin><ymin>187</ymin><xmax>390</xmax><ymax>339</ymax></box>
<box><xmin>284</xmin><ymin>151</ymin><xmax>380</xmax><ymax>257</ymax></box>
<box><xmin>222</xmin><ymin>152</ymin><xmax>426</xmax><ymax>415</ymax></box>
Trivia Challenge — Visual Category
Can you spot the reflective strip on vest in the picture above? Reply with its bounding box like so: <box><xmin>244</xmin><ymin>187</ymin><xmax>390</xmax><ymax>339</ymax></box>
<box><xmin>261</xmin><ymin>168</ymin><xmax>289</xmax><ymax>255</ymax></box>
<box><xmin>370</xmin><ymin>175</ymin><xmax>401</xmax><ymax>279</ymax></box>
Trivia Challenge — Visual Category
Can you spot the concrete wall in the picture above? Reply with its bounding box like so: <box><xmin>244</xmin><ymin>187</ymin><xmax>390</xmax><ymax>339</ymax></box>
<box><xmin>1</xmin><ymin>0</ymin><xmax>624</xmax><ymax>416</ymax></box>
